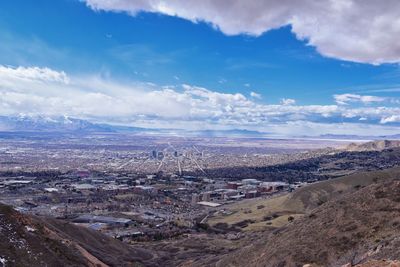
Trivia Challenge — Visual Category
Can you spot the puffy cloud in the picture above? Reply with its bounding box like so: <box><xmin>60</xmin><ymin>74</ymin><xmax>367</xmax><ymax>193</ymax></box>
<box><xmin>381</xmin><ymin>115</ymin><xmax>400</xmax><ymax>124</ymax></box>
<box><xmin>0</xmin><ymin>65</ymin><xmax>69</xmax><ymax>84</ymax></box>
<box><xmin>334</xmin><ymin>94</ymin><xmax>386</xmax><ymax>105</ymax></box>
<box><xmin>0</xmin><ymin>65</ymin><xmax>191</xmax><ymax>118</ymax></box>
<box><xmin>84</xmin><ymin>0</ymin><xmax>400</xmax><ymax>64</ymax></box>
<box><xmin>250</xmin><ymin>91</ymin><xmax>262</xmax><ymax>99</ymax></box>
<box><xmin>267</xmin><ymin>121</ymin><xmax>400</xmax><ymax>136</ymax></box>
<box><xmin>280</xmin><ymin>98</ymin><xmax>296</xmax><ymax>105</ymax></box>
<box><xmin>1</xmin><ymin>65</ymin><xmax>400</xmax><ymax>135</ymax></box>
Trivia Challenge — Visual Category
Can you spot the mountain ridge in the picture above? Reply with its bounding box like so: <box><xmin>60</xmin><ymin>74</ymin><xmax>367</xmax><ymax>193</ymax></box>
<box><xmin>345</xmin><ymin>140</ymin><xmax>400</xmax><ymax>151</ymax></box>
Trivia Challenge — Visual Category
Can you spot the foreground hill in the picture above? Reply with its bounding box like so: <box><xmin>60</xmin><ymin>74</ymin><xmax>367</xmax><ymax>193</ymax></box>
<box><xmin>213</xmin><ymin>170</ymin><xmax>400</xmax><ymax>267</ymax></box>
<box><xmin>0</xmin><ymin>204</ymin><xmax>154</xmax><ymax>267</ymax></box>
<box><xmin>208</xmin><ymin>167</ymin><xmax>400</xmax><ymax>232</ymax></box>
<box><xmin>285</xmin><ymin>166</ymin><xmax>400</xmax><ymax>211</ymax></box>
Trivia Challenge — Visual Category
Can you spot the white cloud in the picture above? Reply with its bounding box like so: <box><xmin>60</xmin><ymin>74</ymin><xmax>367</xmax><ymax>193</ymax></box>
<box><xmin>380</xmin><ymin>115</ymin><xmax>400</xmax><ymax>124</ymax></box>
<box><xmin>0</xmin><ymin>65</ymin><xmax>69</xmax><ymax>84</ymax></box>
<box><xmin>218</xmin><ymin>78</ymin><xmax>227</xmax><ymax>84</ymax></box>
<box><xmin>84</xmin><ymin>0</ymin><xmax>400</xmax><ymax>64</ymax></box>
<box><xmin>1</xmin><ymin>65</ymin><xmax>400</xmax><ymax>135</ymax></box>
<box><xmin>266</xmin><ymin>121</ymin><xmax>400</xmax><ymax>137</ymax></box>
<box><xmin>280</xmin><ymin>98</ymin><xmax>296</xmax><ymax>105</ymax></box>
<box><xmin>334</xmin><ymin>93</ymin><xmax>386</xmax><ymax>105</ymax></box>
<box><xmin>250</xmin><ymin>91</ymin><xmax>261</xmax><ymax>99</ymax></box>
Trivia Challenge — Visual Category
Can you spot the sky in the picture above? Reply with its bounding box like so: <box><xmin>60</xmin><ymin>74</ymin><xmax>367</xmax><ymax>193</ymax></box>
<box><xmin>0</xmin><ymin>0</ymin><xmax>400</xmax><ymax>136</ymax></box>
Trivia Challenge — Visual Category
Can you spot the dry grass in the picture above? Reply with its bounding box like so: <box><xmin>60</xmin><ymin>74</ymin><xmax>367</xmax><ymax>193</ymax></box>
<box><xmin>208</xmin><ymin>167</ymin><xmax>400</xmax><ymax>231</ymax></box>
<box><xmin>208</xmin><ymin>193</ymin><xmax>305</xmax><ymax>231</ymax></box>
<box><xmin>244</xmin><ymin>214</ymin><xmax>303</xmax><ymax>231</ymax></box>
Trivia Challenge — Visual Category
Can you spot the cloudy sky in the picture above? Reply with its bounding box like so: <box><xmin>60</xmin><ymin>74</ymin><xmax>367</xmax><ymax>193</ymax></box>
<box><xmin>0</xmin><ymin>0</ymin><xmax>400</xmax><ymax>136</ymax></box>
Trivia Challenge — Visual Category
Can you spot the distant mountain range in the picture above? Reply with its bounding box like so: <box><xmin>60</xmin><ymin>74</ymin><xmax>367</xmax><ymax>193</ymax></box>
<box><xmin>317</xmin><ymin>133</ymin><xmax>400</xmax><ymax>140</ymax></box>
<box><xmin>0</xmin><ymin>115</ymin><xmax>399</xmax><ymax>139</ymax></box>
<box><xmin>0</xmin><ymin>115</ymin><xmax>267</xmax><ymax>137</ymax></box>
<box><xmin>0</xmin><ymin>115</ymin><xmax>145</xmax><ymax>133</ymax></box>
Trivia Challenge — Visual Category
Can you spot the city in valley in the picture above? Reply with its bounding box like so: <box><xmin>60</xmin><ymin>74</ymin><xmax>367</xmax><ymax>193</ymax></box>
<box><xmin>2</xmin><ymin>130</ymin><xmax>400</xmax><ymax>247</ymax></box>
<box><xmin>0</xmin><ymin>132</ymin><xmax>348</xmax><ymax>241</ymax></box>
<box><xmin>2</xmin><ymin>127</ymin><xmax>400</xmax><ymax>266</ymax></box>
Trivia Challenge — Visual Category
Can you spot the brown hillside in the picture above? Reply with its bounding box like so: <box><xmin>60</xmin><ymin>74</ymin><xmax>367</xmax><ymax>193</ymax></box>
<box><xmin>0</xmin><ymin>204</ymin><xmax>154</xmax><ymax>267</ymax></box>
<box><xmin>213</xmin><ymin>172</ymin><xmax>400</xmax><ymax>267</ymax></box>
<box><xmin>346</xmin><ymin>140</ymin><xmax>400</xmax><ymax>152</ymax></box>
<box><xmin>285</xmin><ymin>167</ymin><xmax>400</xmax><ymax>211</ymax></box>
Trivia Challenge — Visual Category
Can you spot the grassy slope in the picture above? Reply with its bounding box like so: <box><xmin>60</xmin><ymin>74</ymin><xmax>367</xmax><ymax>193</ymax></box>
<box><xmin>208</xmin><ymin>167</ymin><xmax>400</xmax><ymax>231</ymax></box>
<box><xmin>215</xmin><ymin>174</ymin><xmax>400</xmax><ymax>267</ymax></box>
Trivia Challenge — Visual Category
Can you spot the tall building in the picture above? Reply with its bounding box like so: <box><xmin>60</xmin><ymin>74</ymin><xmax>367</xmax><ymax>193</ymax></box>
<box><xmin>202</xmin><ymin>192</ymin><xmax>211</xmax><ymax>202</ymax></box>
<box><xmin>191</xmin><ymin>194</ymin><xmax>200</xmax><ymax>204</ymax></box>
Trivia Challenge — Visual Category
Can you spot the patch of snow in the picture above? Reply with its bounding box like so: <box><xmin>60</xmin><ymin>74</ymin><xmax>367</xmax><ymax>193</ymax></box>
<box><xmin>0</xmin><ymin>256</ymin><xmax>7</xmax><ymax>266</ymax></box>
<box><xmin>25</xmin><ymin>226</ymin><xmax>36</xmax><ymax>232</ymax></box>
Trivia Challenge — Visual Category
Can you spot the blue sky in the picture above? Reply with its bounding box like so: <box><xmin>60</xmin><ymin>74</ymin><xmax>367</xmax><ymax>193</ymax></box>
<box><xmin>0</xmin><ymin>0</ymin><xmax>399</xmax><ymax>135</ymax></box>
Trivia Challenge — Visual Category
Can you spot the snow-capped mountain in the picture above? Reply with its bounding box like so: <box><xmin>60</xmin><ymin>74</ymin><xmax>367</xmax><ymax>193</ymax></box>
<box><xmin>0</xmin><ymin>115</ymin><xmax>115</xmax><ymax>132</ymax></box>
